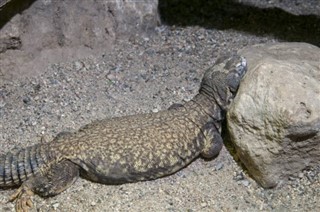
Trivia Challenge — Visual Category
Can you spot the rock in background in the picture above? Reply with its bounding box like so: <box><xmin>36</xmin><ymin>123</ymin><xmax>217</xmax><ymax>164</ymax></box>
<box><xmin>227</xmin><ymin>42</ymin><xmax>320</xmax><ymax>188</ymax></box>
<box><xmin>0</xmin><ymin>0</ymin><xmax>159</xmax><ymax>83</ymax></box>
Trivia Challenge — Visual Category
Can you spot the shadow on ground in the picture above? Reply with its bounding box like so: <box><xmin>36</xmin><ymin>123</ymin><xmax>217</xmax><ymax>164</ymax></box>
<box><xmin>0</xmin><ymin>0</ymin><xmax>36</xmax><ymax>28</ymax></box>
<box><xmin>159</xmin><ymin>0</ymin><xmax>320</xmax><ymax>46</ymax></box>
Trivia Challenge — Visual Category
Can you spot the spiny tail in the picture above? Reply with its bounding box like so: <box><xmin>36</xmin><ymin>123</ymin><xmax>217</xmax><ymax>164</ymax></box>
<box><xmin>0</xmin><ymin>144</ymin><xmax>51</xmax><ymax>187</ymax></box>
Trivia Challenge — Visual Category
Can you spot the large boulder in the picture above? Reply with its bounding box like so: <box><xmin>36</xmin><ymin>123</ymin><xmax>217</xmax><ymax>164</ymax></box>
<box><xmin>227</xmin><ymin>42</ymin><xmax>320</xmax><ymax>188</ymax></box>
<box><xmin>0</xmin><ymin>0</ymin><xmax>159</xmax><ymax>82</ymax></box>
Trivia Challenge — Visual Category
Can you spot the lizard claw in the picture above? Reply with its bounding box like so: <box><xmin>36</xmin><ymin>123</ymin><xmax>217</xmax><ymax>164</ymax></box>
<box><xmin>8</xmin><ymin>186</ymin><xmax>34</xmax><ymax>212</ymax></box>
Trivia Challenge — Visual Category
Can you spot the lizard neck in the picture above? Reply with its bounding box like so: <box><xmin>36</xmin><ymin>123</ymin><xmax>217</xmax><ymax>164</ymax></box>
<box><xmin>182</xmin><ymin>92</ymin><xmax>224</xmax><ymax>131</ymax></box>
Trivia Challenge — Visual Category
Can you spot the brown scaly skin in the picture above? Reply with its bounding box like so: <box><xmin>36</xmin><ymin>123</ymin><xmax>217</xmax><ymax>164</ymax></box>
<box><xmin>0</xmin><ymin>54</ymin><xmax>247</xmax><ymax>212</ymax></box>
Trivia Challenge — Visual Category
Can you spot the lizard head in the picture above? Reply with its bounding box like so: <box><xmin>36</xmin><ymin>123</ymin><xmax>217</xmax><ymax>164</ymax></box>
<box><xmin>200</xmin><ymin>54</ymin><xmax>247</xmax><ymax>110</ymax></box>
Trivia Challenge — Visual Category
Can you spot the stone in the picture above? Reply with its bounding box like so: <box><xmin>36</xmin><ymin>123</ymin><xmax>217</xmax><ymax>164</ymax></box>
<box><xmin>107</xmin><ymin>0</ymin><xmax>159</xmax><ymax>36</ymax></box>
<box><xmin>0</xmin><ymin>0</ymin><xmax>159</xmax><ymax>83</ymax></box>
<box><xmin>227</xmin><ymin>42</ymin><xmax>320</xmax><ymax>188</ymax></box>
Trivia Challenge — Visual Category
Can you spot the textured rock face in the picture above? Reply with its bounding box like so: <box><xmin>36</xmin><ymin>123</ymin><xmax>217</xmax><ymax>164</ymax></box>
<box><xmin>0</xmin><ymin>0</ymin><xmax>159</xmax><ymax>82</ymax></box>
<box><xmin>108</xmin><ymin>0</ymin><xmax>159</xmax><ymax>36</ymax></box>
<box><xmin>227</xmin><ymin>42</ymin><xmax>320</xmax><ymax>188</ymax></box>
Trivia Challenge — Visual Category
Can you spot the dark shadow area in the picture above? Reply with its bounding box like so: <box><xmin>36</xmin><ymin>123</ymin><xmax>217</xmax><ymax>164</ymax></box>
<box><xmin>222</xmin><ymin>119</ymin><xmax>240</xmax><ymax>162</ymax></box>
<box><xmin>222</xmin><ymin>119</ymin><xmax>234</xmax><ymax>153</ymax></box>
<box><xmin>159</xmin><ymin>0</ymin><xmax>320</xmax><ymax>46</ymax></box>
<box><xmin>0</xmin><ymin>0</ymin><xmax>36</xmax><ymax>29</ymax></box>
<box><xmin>222</xmin><ymin>119</ymin><xmax>252</xmax><ymax>176</ymax></box>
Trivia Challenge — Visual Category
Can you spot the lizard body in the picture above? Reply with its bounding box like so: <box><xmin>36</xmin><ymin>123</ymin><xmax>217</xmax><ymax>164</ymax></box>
<box><xmin>0</xmin><ymin>54</ymin><xmax>247</xmax><ymax>211</ymax></box>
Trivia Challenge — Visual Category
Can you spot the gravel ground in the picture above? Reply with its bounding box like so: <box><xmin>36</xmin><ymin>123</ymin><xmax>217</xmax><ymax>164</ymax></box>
<box><xmin>1</xmin><ymin>1</ymin><xmax>320</xmax><ymax>212</ymax></box>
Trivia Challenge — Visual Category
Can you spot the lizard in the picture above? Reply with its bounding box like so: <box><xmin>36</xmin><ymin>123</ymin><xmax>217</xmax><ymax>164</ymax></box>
<box><xmin>0</xmin><ymin>54</ymin><xmax>247</xmax><ymax>212</ymax></box>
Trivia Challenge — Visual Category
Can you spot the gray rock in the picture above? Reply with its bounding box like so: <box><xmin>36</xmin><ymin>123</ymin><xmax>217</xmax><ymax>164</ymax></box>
<box><xmin>240</xmin><ymin>180</ymin><xmax>250</xmax><ymax>187</ymax></box>
<box><xmin>1</xmin><ymin>1</ymin><xmax>116</xmax><ymax>53</ymax></box>
<box><xmin>214</xmin><ymin>162</ymin><xmax>224</xmax><ymax>171</ymax></box>
<box><xmin>227</xmin><ymin>42</ymin><xmax>320</xmax><ymax>188</ymax></box>
<box><xmin>107</xmin><ymin>0</ymin><xmax>159</xmax><ymax>36</ymax></box>
<box><xmin>0</xmin><ymin>0</ymin><xmax>159</xmax><ymax>83</ymax></box>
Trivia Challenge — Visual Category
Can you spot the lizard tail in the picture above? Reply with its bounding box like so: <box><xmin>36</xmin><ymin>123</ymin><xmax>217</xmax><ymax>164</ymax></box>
<box><xmin>0</xmin><ymin>144</ymin><xmax>51</xmax><ymax>187</ymax></box>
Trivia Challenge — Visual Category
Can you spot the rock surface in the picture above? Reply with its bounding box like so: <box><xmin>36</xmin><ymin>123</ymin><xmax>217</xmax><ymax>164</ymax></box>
<box><xmin>227</xmin><ymin>42</ymin><xmax>320</xmax><ymax>188</ymax></box>
<box><xmin>108</xmin><ymin>0</ymin><xmax>159</xmax><ymax>36</ymax></box>
<box><xmin>0</xmin><ymin>0</ymin><xmax>158</xmax><ymax>83</ymax></box>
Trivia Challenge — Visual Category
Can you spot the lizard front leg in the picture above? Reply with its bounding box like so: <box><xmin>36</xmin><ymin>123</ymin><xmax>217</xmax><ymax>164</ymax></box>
<box><xmin>9</xmin><ymin>160</ymin><xmax>79</xmax><ymax>212</ymax></box>
<box><xmin>200</xmin><ymin>122</ymin><xmax>223</xmax><ymax>159</ymax></box>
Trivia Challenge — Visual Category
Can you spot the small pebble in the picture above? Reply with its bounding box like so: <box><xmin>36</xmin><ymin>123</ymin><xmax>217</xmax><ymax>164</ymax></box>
<box><xmin>52</xmin><ymin>202</ymin><xmax>60</xmax><ymax>210</ymax></box>
<box><xmin>240</xmin><ymin>180</ymin><xmax>250</xmax><ymax>187</ymax></box>
<box><xmin>234</xmin><ymin>172</ymin><xmax>245</xmax><ymax>181</ymax></box>
<box><xmin>200</xmin><ymin>202</ymin><xmax>207</xmax><ymax>207</ymax></box>
<box><xmin>23</xmin><ymin>96</ymin><xmax>31</xmax><ymax>104</ymax></box>
<box><xmin>298</xmin><ymin>172</ymin><xmax>304</xmax><ymax>179</ymax></box>
<box><xmin>215</xmin><ymin>162</ymin><xmax>224</xmax><ymax>171</ymax></box>
<box><xmin>74</xmin><ymin>61</ymin><xmax>84</xmax><ymax>70</ymax></box>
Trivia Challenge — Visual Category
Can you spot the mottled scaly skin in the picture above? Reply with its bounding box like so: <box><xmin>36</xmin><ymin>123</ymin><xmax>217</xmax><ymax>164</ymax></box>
<box><xmin>0</xmin><ymin>54</ymin><xmax>247</xmax><ymax>212</ymax></box>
